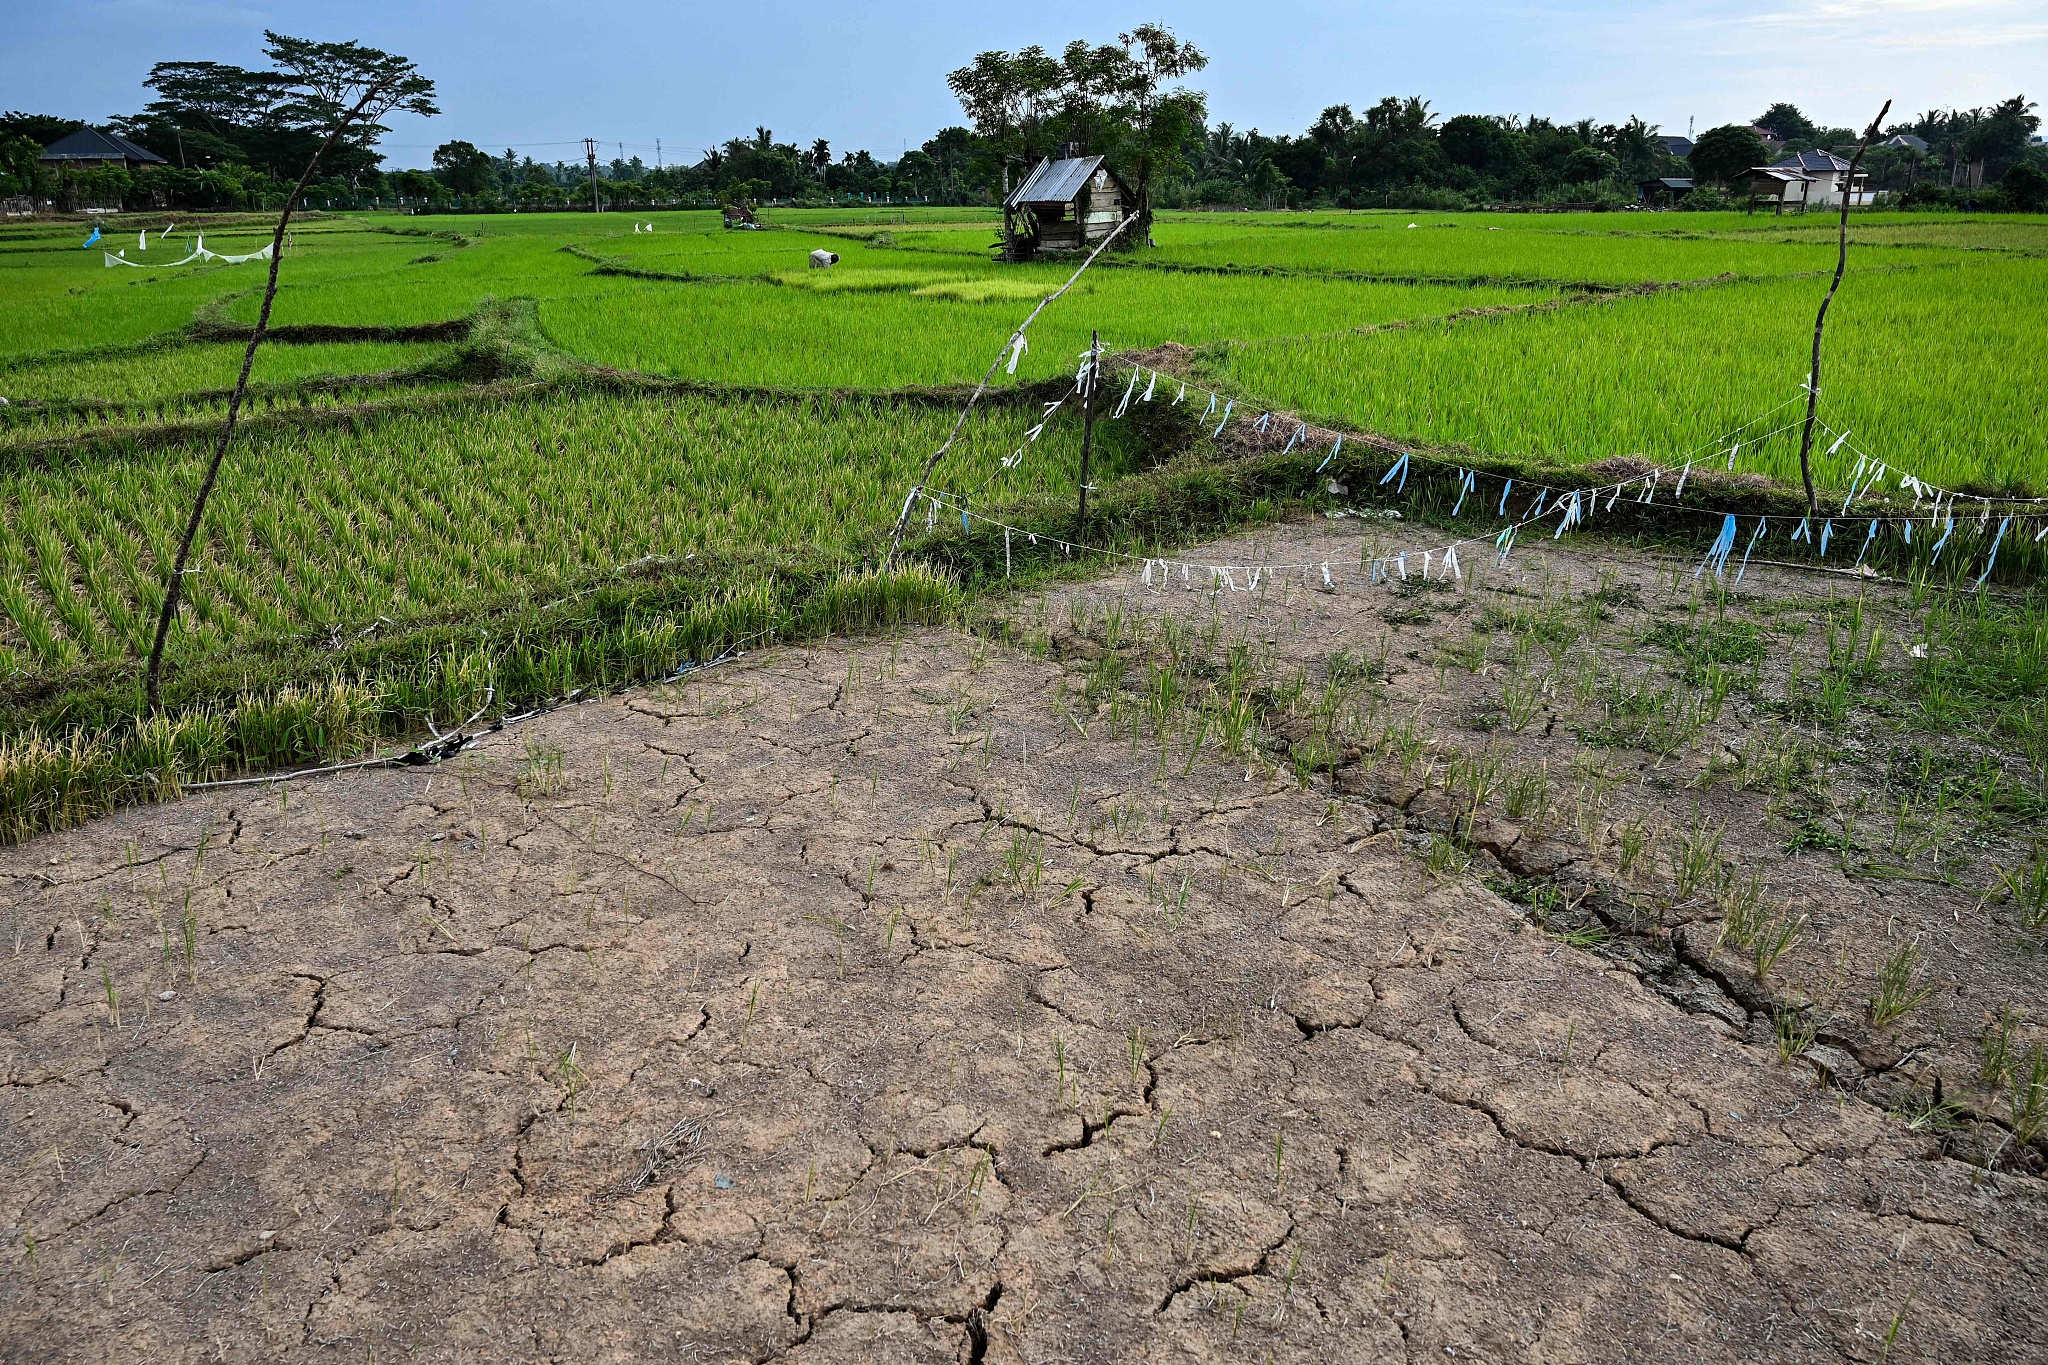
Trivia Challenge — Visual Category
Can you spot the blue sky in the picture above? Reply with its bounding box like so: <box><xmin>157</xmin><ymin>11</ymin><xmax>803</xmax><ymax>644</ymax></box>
<box><xmin>8</xmin><ymin>1</ymin><xmax>2043</xmax><ymax>166</ymax></box>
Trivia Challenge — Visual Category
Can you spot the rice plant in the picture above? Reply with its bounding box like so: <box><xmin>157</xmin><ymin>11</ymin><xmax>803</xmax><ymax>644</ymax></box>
<box><xmin>1871</xmin><ymin>941</ymin><xmax>1937</xmax><ymax>1028</ymax></box>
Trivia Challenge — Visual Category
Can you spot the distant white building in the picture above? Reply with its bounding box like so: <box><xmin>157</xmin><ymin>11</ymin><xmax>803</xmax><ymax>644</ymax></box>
<box><xmin>1745</xmin><ymin>150</ymin><xmax>1869</xmax><ymax>212</ymax></box>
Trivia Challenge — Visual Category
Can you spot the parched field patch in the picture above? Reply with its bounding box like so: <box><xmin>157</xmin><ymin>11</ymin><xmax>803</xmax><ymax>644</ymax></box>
<box><xmin>5</xmin><ymin>525</ymin><xmax>2045</xmax><ymax>1362</ymax></box>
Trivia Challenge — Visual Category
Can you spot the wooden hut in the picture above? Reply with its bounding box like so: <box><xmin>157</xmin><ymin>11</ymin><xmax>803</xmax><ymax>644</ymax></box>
<box><xmin>1000</xmin><ymin>154</ymin><xmax>1132</xmax><ymax>262</ymax></box>
<box><xmin>1637</xmin><ymin>177</ymin><xmax>1695</xmax><ymax>207</ymax></box>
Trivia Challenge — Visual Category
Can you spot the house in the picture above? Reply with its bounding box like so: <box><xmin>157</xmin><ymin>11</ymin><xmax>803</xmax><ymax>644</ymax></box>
<box><xmin>1879</xmin><ymin>134</ymin><xmax>1929</xmax><ymax>155</ymax></box>
<box><xmin>1749</xmin><ymin>125</ymin><xmax>1786</xmax><ymax>155</ymax></box>
<box><xmin>1000</xmin><ymin>154</ymin><xmax>1131</xmax><ymax>262</ymax></box>
<box><xmin>1638</xmin><ymin>177</ymin><xmax>1694</xmax><ymax>206</ymax></box>
<box><xmin>38</xmin><ymin>127</ymin><xmax>166</xmax><ymax>173</ymax></box>
<box><xmin>1656</xmin><ymin>135</ymin><xmax>1694</xmax><ymax>159</ymax></box>
<box><xmin>1745</xmin><ymin>150</ymin><xmax>1868</xmax><ymax>212</ymax></box>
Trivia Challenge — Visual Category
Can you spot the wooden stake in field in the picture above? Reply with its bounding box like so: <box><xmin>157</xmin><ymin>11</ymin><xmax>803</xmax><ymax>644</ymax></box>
<box><xmin>1077</xmin><ymin>330</ymin><xmax>1100</xmax><ymax>541</ymax></box>
<box><xmin>144</xmin><ymin>40</ymin><xmax>436</xmax><ymax>712</ymax></box>
<box><xmin>1794</xmin><ymin>98</ymin><xmax>1891</xmax><ymax>521</ymax></box>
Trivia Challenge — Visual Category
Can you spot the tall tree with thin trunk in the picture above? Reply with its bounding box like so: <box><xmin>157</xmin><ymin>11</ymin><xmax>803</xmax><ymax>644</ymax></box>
<box><xmin>1793</xmin><ymin>99</ymin><xmax>1889</xmax><ymax>520</ymax></box>
<box><xmin>144</xmin><ymin>34</ymin><xmax>435</xmax><ymax>712</ymax></box>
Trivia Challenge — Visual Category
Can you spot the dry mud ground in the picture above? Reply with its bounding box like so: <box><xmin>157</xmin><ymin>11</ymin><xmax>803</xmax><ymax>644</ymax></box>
<box><xmin>5</xmin><ymin>521</ymin><xmax>2046</xmax><ymax>1363</ymax></box>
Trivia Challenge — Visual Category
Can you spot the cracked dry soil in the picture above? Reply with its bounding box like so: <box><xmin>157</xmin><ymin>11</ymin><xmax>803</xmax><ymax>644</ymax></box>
<box><xmin>4</xmin><ymin>522</ymin><xmax>2045</xmax><ymax>1364</ymax></box>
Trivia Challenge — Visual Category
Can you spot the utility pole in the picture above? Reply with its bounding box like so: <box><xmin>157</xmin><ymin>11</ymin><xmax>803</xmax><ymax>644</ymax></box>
<box><xmin>656</xmin><ymin>138</ymin><xmax>662</xmax><ymax>170</ymax></box>
<box><xmin>584</xmin><ymin>137</ymin><xmax>601</xmax><ymax>212</ymax></box>
<box><xmin>1076</xmin><ymin>330</ymin><xmax>1100</xmax><ymax>541</ymax></box>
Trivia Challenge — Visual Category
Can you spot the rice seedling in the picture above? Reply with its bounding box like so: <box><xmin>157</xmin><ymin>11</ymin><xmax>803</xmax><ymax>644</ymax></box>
<box><xmin>1993</xmin><ymin>846</ymin><xmax>2048</xmax><ymax>933</ymax></box>
<box><xmin>1498</xmin><ymin>671</ymin><xmax>1542</xmax><ymax>732</ymax></box>
<box><xmin>1871</xmin><ymin>941</ymin><xmax>1937</xmax><ymax>1027</ymax></box>
<box><xmin>1979</xmin><ymin>1004</ymin><xmax>2021</xmax><ymax>1088</ymax></box>
<box><xmin>1423</xmin><ymin>831</ymin><xmax>1470</xmax><ymax>878</ymax></box>
<box><xmin>2010</xmin><ymin>1046</ymin><xmax>2048</xmax><ymax>1146</ymax></box>
<box><xmin>517</xmin><ymin>741</ymin><xmax>566</xmax><ymax>800</ymax></box>
<box><xmin>1614</xmin><ymin>817</ymin><xmax>1653</xmax><ymax>874</ymax></box>
<box><xmin>1672</xmin><ymin>820</ymin><xmax>1726</xmax><ymax>902</ymax></box>
<box><xmin>1502</xmin><ymin>762</ymin><xmax>1551</xmax><ymax>827</ymax></box>
<box><xmin>1773</xmin><ymin>1005</ymin><xmax>1817</xmax><ymax>1064</ymax></box>
<box><xmin>1750</xmin><ymin>908</ymin><xmax>1804</xmax><ymax>980</ymax></box>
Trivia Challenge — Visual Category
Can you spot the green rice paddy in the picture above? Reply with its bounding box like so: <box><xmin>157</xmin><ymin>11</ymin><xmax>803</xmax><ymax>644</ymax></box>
<box><xmin>1215</xmin><ymin>255</ymin><xmax>2048</xmax><ymax>493</ymax></box>
<box><xmin>0</xmin><ymin>201</ymin><xmax>2041</xmax><ymax>812</ymax></box>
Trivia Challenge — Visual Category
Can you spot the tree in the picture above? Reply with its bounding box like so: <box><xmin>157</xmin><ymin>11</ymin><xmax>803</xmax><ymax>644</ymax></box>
<box><xmin>947</xmin><ymin>26</ymin><xmax>1206</xmax><ymax>226</ymax></box>
<box><xmin>2003</xmin><ymin>161</ymin><xmax>2048</xmax><ymax>211</ymax></box>
<box><xmin>1601</xmin><ymin>115</ymin><xmax>1666</xmax><ymax>182</ymax></box>
<box><xmin>1689</xmin><ymin>124</ymin><xmax>1767</xmax><ymax>185</ymax></box>
<box><xmin>1755</xmin><ymin>102</ymin><xmax>1818</xmax><ymax>144</ymax></box>
<box><xmin>1561</xmin><ymin>145</ymin><xmax>1619</xmax><ymax>184</ymax></box>
<box><xmin>1440</xmin><ymin>115</ymin><xmax>1521</xmax><ymax>177</ymax></box>
<box><xmin>0</xmin><ymin>111</ymin><xmax>85</xmax><ymax>147</ymax></box>
<box><xmin>1091</xmin><ymin>25</ymin><xmax>1208</xmax><ymax>224</ymax></box>
<box><xmin>1967</xmin><ymin>95</ymin><xmax>2040</xmax><ymax>176</ymax></box>
<box><xmin>146</xmin><ymin>33</ymin><xmax>435</xmax><ymax>711</ymax></box>
<box><xmin>0</xmin><ymin>134</ymin><xmax>43</xmax><ymax>196</ymax></box>
<box><xmin>432</xmin><ymin>140</ymin><xmax>496</xmax><ymax>195</ymax></box>
<box><xmin>947</xmin><ymin>42</ymin><xmax>1071</xmax><ymax>196</ymax></box>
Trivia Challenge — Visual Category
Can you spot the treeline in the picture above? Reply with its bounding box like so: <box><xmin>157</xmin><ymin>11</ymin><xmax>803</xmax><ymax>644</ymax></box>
<box><xmin>2</xmin><ymin>21</ymin><xmax>2041</xmax><ymax>215</ymax></box>
<box><xmin>1166</xmin><ymin>96</ymin><xmax>2043</xmax><ymax>211</ymax></box>
<box><xmin>410</xmin><ymin>127</ymin><xmax>978</xmax><ymax>211</ymax></box>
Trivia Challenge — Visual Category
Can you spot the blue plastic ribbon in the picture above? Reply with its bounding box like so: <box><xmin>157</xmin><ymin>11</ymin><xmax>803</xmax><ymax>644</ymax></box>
<box><xmin>1976</xmin><ymin>517</ymin><xmax>2010</xmax><ymax>588</ymax></box>
<box><xmin>1734</xmin><ymin>517</ymin><xmax>1767</xmax><ymax>583</ymax></box>
<box><xmin>1696</xmin><ymin>513</ymin><xmax>1738</xmax><ymax>578</ymax></box>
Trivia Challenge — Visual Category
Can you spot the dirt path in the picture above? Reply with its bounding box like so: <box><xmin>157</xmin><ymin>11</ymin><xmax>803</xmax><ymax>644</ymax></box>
<box><xmin>5</xmin><ymin>522</ymin><xmax>2044</xmax><ymax>1363</ymax></box>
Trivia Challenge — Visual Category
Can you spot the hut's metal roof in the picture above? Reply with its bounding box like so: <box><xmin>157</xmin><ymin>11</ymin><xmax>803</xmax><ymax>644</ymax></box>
<box><xmin>39</xmin><ymin>127</ymin><xmax>165</xmax><ymax>164</ymax></box>
<box><xmin>1007</xmin><ymin>156</ymin><xmax>1105</xmax><ymax>208</ymax></box>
